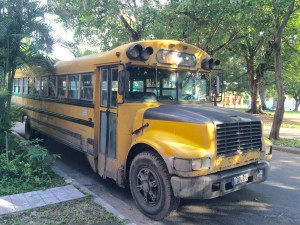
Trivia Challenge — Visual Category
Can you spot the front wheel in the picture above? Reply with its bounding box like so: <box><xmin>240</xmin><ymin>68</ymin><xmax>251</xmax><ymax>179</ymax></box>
<box><xmin>129</xmin><ymin>151</ymin><xmax>180</xmax><ymax>220</ymax></box>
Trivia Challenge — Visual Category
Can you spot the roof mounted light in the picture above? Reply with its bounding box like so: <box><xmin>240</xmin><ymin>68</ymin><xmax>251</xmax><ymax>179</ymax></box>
<box><xmin>126</xmin><ymin>44</ymin><xmax>153</xmax><ymax>61</ymax></box>
<box><xmin>141</xmin><ymin>47</ymin><xmax>154</xmax><ymax>60</ymax></box>
<box><xmin>201</xmin><ymin>58</ymin><xmax>220</xmax><ymax>70</ymax></box>
<box><xmin>126</xmin><ymin>44</ymin><xmax>143</xmax><ymax>60</ymax></box>
<box><xmin>156</xmin><ymin>49</ymin><xmax>197</xmax><ymax>67</ymax></box>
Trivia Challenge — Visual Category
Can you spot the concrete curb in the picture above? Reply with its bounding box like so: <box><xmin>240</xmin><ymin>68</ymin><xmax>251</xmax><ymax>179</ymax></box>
<box><xmin>13</xmin><ymin>131</ymin><xmax>135</xmax><ymax>225</ymax></box>
<box><xmin>273</xmin><ymin>145</ymin><xmax>300</xmax><ymax>154</ymax></box>
<box><xmin>51</xmin><ymin>165</ymin><xmax>135</xmax><ymax>225</ymax></box>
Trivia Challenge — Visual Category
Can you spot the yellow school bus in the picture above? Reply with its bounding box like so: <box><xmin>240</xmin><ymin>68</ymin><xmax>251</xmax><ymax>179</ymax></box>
<box><xmin>12</xmin><ymin>40</ymin><xmax>272</xmax><ymax>220</ymax></box>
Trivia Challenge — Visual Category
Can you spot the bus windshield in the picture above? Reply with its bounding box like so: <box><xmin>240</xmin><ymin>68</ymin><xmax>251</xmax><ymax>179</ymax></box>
<box><xmin>125</xmin><ymin>67</ymin><xmax>211</xmax><ymax>103</ymax></box>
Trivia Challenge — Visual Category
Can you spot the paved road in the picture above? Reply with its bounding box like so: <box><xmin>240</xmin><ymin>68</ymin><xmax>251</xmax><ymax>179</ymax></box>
<box><xmin>14</xmin><ymin>123</ymin><xmax>300</xmax><ymax>225</ymax></box>
<box><xmin>52</xmin><ymin>147</ymin><xmax>300</xmax><ymax>225</ymax></box>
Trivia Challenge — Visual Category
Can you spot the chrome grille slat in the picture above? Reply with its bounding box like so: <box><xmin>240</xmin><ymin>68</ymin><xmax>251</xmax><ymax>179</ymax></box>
<box><xmin>216</xmin><ymin>121</ymin><xmax>262</xmax><ymax>156</ymax></box>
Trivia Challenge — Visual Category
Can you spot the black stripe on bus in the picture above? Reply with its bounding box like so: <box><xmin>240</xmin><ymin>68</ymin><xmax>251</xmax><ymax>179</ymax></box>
<box><xmin>18</xmin><ymin>104</ymin><xmax>94</xmax><ymax>128</ymax></box>
<box><xmin>87</xmin><ymin>138</ymin><xmax>94</xmax><ymax>146</ymax></box>
<box><xmin>31</xmin><ymin>118</ymin><xmax>82</xmax><ymax>140</ymax></box>
<box><xmin>12</xmin><ymin>93</ymin><xmax>94</xmax><ymax>108</ymax></box>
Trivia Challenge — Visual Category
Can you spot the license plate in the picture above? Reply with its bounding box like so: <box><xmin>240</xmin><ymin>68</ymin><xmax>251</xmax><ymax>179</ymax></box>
<box><xmin>232</xmin><ymin>174</ymin><xmax>248</xmax><ymax>186</ymax></box>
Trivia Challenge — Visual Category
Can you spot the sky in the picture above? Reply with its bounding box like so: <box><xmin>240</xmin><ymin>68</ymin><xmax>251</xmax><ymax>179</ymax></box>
<box><xmin>47</xmin><ymin>16</ymin><xmax>75</xmax><ymax>61</ymax></box>
<box><xmin>41</xmin><ymin>0</ymin><xmax>75</xmax><ymax>61</ymax></box>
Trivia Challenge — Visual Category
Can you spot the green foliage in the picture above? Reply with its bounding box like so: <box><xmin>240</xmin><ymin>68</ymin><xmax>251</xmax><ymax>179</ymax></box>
<box><xmin>49</xmin><ymin>0</ymin><xmax>163</xmax><ymax>51</ymax></box>
<box><xmin>0</xmin><ymin>0</ymin><xmax>54</xmax><ymax>148</ymax></box>
<box><xmin>0</xmin><ymin>88</ymin><xmax>27</xmax><ymax>149</ymax></box>
<box><xmin>0</xmin><ymin>138</ymin><xmax>62</xmax><ymax>196</ymax></box>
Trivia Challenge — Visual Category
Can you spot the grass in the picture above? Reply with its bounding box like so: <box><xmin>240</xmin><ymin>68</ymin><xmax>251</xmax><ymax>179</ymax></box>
<box><xmin>272</xmin><ymin>139</ymin><xmax>300</xmax><ymax>148</ymax></box>
<box><xmin>229</xmin><ymin>108</ymin><xmax>300</xmax><ymax>129</ymax></box>
<box><xmin>0</xmin><ymin>196</ymin><xmax>125</xmax><ymax>225</ymax></box>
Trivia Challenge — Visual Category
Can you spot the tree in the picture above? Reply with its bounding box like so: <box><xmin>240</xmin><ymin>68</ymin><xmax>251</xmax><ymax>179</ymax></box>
<box><xmin>269</xmin><ymin>0</ymin><xmax>298</xmax><ymax>139</ymax></box>
<box><xmin>49</xmin><ymin>0</ymin><xmax>162</xmax><ymax>51</ymax></box>
<box><xmin>283</xmin><ymin>50</ymin><xmax>300</xmax><ymax>111</ymax></box>
<box><xmin>0</xmin><ymin>0</ymin><xmax>54</xmax><ymax>148</ymax></box>
<box><xmin>159</xmin><ymin>1</ymin><xmax>275</xmax><ymax>114</ymax></box>
<box><xmin>282</xmin><ymin>5</ymin><xmax>300</xmax><ymax>112</ymax></box>
<box><xmin>153</xmin><ymin>0</ymin><xmax>245</xmax><ymax>53</ymax></box>
<box><xmin>284</xmin><ymin>72</ymin><xmax>300</xmax><ymax>111</ymax></box>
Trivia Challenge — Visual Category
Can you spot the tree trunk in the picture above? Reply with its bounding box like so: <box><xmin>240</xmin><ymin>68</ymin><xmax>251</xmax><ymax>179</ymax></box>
<box><xmin>269</xmin><ymin>0</ymin><xmax>295</xmax><ymax>140</ymax></box>
<box><xmin>119</xmin><ymin>14</ymin><xmax>141</xmax><ymax>41</ymax></box>
<box><xmin>259</xmin><ymin>77</ymin><xmax>267</xmax><ymax>110</ymax></box>
<box><xmin>255</xmin><ymin>63</ymin><xmax>267</xmax><ymax>113</ymax></box>
<box><xmin>294</xmin><ymin>98</ymin><xmax>299</xmax><ymax>111</ymax></box>
<box><xmin>270</xmin><ymin>43</ymin><xmax>285</xmax><ymax>139</ymax></box>
<box><xmin>246</xmin><ymin>56</ymin><xmax>260</xmax><ymax>114</ymax></box>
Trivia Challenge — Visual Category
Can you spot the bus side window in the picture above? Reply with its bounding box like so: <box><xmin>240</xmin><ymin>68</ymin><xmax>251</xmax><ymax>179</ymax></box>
<box><xmin>35</xmin><ymin>78</ymin><xmax>40</xmax><ymax>95</ymax></box>
<box><xmin>81</xmin><ymin>73</ymin><xmax>93</xmax><ymax>101</ymax></box>
<box><xmin>58</xmin><ymin>76</ymin><xmax>67</xmax><ymax>98</ymax></box>
<box><xmin>19</xmin><ymin>78</ymin><xmax>23</xmax><ymax>94</ymax></box>
<box><xmin>111</xmin><ymin>69</ymin><xmax>118</xmax><ymax>107</ymax></box>
<box><xmin>23</xmin><ymin>77</ymin><xmax>28</xmax><ymax>94</ymax></box>
<box><xmin>41</xmin><ymin>76</ymin><xmax>48</xmax><ymax>96</ymax></box>
<box><xmin>13</xmin><ymin>79</ymin><xmax>18</xmax><ymax>93</ymax></box>
<box><xmin>28</xmin><ymin>78</ymin><xmax>35</xmax><ymax>95</ymax></box>
<box><xmin>49</xmin><ymin>76</ymin><xmax>56</xmax><ymax>97</ymax></box>
<box><xmin>68</xmin><ymin>74</ymin><xmax>79</xmax><ymax>99</ymax></box>
<box><xmin>101</xmin><ymin>69</ymin><xmax>108</xmax><ymax>106</ymax></box>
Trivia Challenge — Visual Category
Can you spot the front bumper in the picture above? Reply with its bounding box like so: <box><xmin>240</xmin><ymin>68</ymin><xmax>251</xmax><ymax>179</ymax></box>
<box><xmin>171</xmin><ymin>161</ymin><xmax>270</xmax><ymax>199</ymax></box>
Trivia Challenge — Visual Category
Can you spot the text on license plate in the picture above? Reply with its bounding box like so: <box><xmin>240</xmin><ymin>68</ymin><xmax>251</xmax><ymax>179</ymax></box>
<box><xmin>232</xmin><ymin>174</ymin><xmax>248</xmax><ymax>186</ymax></box>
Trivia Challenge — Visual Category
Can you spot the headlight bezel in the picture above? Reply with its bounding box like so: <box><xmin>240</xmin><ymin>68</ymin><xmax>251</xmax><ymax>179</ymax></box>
<box><xmin>173</xmin><ymin>157</ymin><xmax>211</xmax><ymax>172</ymax></box>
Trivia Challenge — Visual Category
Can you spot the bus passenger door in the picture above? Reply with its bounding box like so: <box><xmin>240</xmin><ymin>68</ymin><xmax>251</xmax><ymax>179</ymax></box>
<box><xmin>98</xmin><ymin>67</ymin><xmax>118</xmax><ymax>179</ymax></box>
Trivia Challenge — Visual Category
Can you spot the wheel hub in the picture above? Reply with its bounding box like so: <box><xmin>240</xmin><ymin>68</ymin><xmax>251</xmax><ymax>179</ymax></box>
<box><xmin>136</xmin><ymin>168</ymin><xmax>159</xmax><ymax>205</ymax></box>
<box><xmin>142</xmin><ymin>181</ymin><xmax>150</xmax><ymax>192</ymax></box>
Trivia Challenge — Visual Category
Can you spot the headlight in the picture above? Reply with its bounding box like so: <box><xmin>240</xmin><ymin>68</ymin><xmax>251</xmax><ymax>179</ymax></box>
<box><xmin>173</xmin><ymin>158</ymin><xmax>211</xmax><ymax>172</ymax></box>
<box><xmin>264</xmin><ymin>138</ymin><xmax>272</xmax><ymax>155</ymax></box>
<box><xmin>156</xmin><ymin>49</ymin><xmax>197</xmax><ymax>67</ymax></box>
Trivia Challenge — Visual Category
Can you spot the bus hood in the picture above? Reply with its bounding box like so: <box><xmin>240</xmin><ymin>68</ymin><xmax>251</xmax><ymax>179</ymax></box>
<box><xmin>143</xmin><ymin>104</ymin><xmax>261</xmax><ymax>124</ymax></box>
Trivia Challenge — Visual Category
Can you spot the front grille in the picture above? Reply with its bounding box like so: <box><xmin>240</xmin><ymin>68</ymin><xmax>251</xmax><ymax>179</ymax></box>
<box><xmin>216</xmin><ymin>121</ymin><xmax>262</xmax><ymax>156</ymax></box>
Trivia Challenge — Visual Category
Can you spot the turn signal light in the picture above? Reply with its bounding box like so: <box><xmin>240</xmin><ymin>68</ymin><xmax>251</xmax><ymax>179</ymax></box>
<box><xmin>126</xmin><ymin>44</ymin><xmax>153</xmax><ymax>61</ymax></box>
<box><xmin>141</xmin><ymin>47</ymin><xmax>154</xmax><ymax>60</ymax></box>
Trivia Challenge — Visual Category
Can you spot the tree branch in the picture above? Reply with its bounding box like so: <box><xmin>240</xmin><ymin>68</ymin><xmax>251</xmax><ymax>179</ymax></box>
<box><xmin>119</xmin><ymin>13</ymin><xmax>140</xmax><ymax>41</ymax></box>
<box><xmin>275</xmin><ymin>0</ymin><xmax>295</xmax><ymax>41</ymax></box>
<box><xmin>209</xmin><ymin>33</ymin><xmax>245</xmax><ymax>55</ymax></box>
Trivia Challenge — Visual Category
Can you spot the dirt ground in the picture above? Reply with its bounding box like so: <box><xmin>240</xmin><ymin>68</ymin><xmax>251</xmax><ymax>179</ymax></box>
<box><xmin>254</xmin><ymin>112</ymin><xmax>300</xmax><ymax>127</ymax></box>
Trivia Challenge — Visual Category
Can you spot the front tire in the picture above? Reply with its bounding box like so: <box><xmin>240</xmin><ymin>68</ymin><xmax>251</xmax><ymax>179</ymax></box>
<box><xmin>129</xmin><ymin>151</ymin><xmax>180</xmax><ymax>220</ymax></box>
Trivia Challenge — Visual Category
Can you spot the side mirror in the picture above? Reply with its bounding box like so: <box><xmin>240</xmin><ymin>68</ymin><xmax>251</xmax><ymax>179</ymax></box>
<box><xmin>211</xmin><ymin>70</ymin><xmax>224</xmax><ymax>106</ymax></box>
<box><xmin>118</xmin><ymin>70</ymin><xmax>129</xmax><ymax>95</ymax></box>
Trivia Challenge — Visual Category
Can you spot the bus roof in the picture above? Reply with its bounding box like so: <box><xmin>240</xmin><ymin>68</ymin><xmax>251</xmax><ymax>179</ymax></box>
<box><xmin>54</xmin><ymin>40</ymin><xmax>210</xmax><ymax>75</ymax></box>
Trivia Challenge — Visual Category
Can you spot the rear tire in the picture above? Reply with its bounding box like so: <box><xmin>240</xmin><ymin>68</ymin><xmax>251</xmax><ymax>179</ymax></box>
<box><xmin>129</xmin><ymin>151</ymin><xmax>180</xmax><ymax>220</ymax></box>
<box><xmin>25</xmin><ymin>120</ymin><xmax>36</xmax><ymax>140</ymax></box>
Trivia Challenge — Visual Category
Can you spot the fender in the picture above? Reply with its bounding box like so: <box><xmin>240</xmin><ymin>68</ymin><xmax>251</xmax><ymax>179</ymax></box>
<box><xmin>132</xmin><ymin>129</ymin><xmax>215</xmax><ymax>177</ymax></box>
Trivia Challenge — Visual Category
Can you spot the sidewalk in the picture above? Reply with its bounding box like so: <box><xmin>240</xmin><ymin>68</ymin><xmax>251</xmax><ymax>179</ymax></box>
<box><xmin>0</xmin><ymin>185</ymin><xmax>85</xmax><ymax>215</ymax></box>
